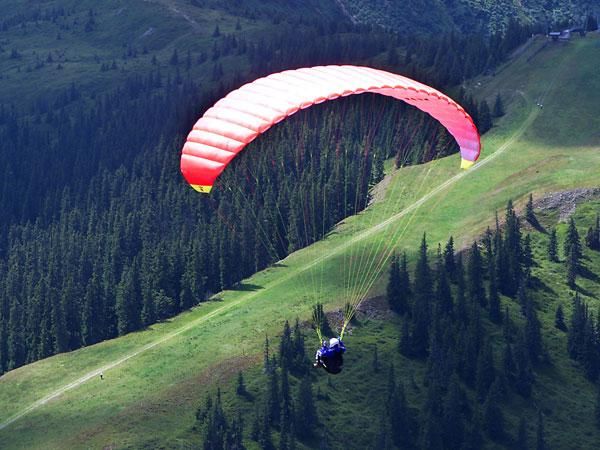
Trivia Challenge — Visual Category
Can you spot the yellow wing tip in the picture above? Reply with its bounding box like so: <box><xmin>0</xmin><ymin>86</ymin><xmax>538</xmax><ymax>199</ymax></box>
<box><xmin>460</xmin><ymin>158</ymin><xmax>475</xmax><ymax>170</ymax></box>
<box><xmin>190</xmin><ymin>184</ymin><xmax>213</xmax><ymax>193</ymax></box>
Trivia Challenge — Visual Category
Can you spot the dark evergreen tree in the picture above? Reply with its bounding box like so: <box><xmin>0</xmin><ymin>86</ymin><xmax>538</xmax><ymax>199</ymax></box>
<box><xmin>568</xmin><ymin>293</ymin><xmax>586</xmax><ymax>360</ymax></box>
<box><xmin>477</xmin><ymin>100</ymin><xmax>492</xmax><ymax>133</ymax></box>
<box><xmin>441</xmin><ymin>375</ymin><xmax>465</xmax><ymax>449</ymax></box>
<box><xmin>483</xmin><ymin>379</ymin><xmax>505</xmax><ymax>441</ymax></box>
<box><xmin>502</xmin><ymin>342</ymin><xmax>516</xmax><ymax>386</ymax></box>
<box><xmin>443</xmin><ymin>236</ymin><xmax>455</xmax><ymax>280</ymax></box>
<box><xmin>516</xmin><ymin>417</ymin><xmax>528</xmax><ymax>450</ymax></box>
<box><xmin>411</xmin><ymin>234</ymin><xmax>432</xmax><ymax>358</ymax></box>
<box><xmin>292</xmin><ymin>319</ymin><xmax>309</xmax><ymax>375</ymax></box>
<box><xmin>522</xmin><ymin>234</ymin><xmax>534</xmax><ymax>281</ymax></box>
<box><xmin>462</xmin><ymin>407</ymin><xmax>484</xmax><ymax>450</ymax></box>
<box><xmin>493</xmin><ymin>93</ymin><xmax>505</xmax><ymax>117</ymax></box>
<box><xmin>467</xmin><ymin>241</ymin><xmax>486</xmax><ymax>307</ymax></box>
<box><xmin>236</xmin><ymin>371</ymin><xmax>247</xmax><ymax>397</ymax></box>
<box><xmin>525</xmin><ymin>194</ymin><xmax>536</xmax><ymax>225</ymax></box>
<box><xmin>595</xmin><ymin>382</ymin><xmax>600</xmax><ymax>430</ymax></box>
<box><xmin>585</xmin><ymin>220</ymin><xmax>600</xmax><ymax>250</ymax></box>
<box><xmin>536</xmin><ymin>411</ymin><xmax>546</xmax><ymax>450</ymax></box>
<box><xmin>566</xmin><ymin>245</ymin><xmax>578</xmax><ymax>289</ymax></box>
<box><xmin>524</xmin><ymin>294</ymin><xmax>543</xmax><ymax>363</ymax></box>
<box><xmin>513</xmin><ymin>333</ymin><xmax>534</xmax><ymax>398</ymax></box>
<box><xmin>267</xmin><ymin>367</ymin><xmax>280</xmax><ymax>427</ymax></box>
<box><xmin>585</xmin><ymin>14</ymin><xmax>598</xmax><ymax>31</ymax></box>
<box><xmin>564</xmin><ymin>217</ymin><xmax>582</xmax><ymax>261</ymax></box>
<box><xmin>399</xmin><ymin>319</ymin><xmax>412</xmax><ymax>357</ymax></box>
<box><xmin>264</xmin><ymin>336</ymin><xmax>271</xmax><ymax>373</ymax></box>
<box><xmin>476</xmin><ymin>340</ymin><xmax>496</xmax><ymax>402</ymax></box>
<box><xmin>548</xmin><ymin>228</ymin><xmax>558</xmax><ymax>262</ymax></box>
<box><xmin>372</xmin><ymin>344</ymin><xmax>380</xmax><ymax>373</ymax></box>
<box><xmin>294</xmin><ymin>376</ymin><xmax>317</xmax><ymax>439</ymax></box>
<box><xmin>387</xmin><ymin>255</ymin><xmax>404</xmax><ymax>315</ymax></box>
<box><xmin>279</xmin><ymin>320</ymin><xmax>293</xmax><ymax>371</ymax></box>
<box><xmin>488</xmin><ymin>255</ymin><xmax>502</xmax><ymax>324</ymax></box>
<box><xmin>555</xmin><ymin>304</ymin><xmax>567</xmax><ymax>331</ymax></box>
<box><xmin>435</xmin><ymin>244</ymin><xmax>453</xmax><ymax>316</ymax></box>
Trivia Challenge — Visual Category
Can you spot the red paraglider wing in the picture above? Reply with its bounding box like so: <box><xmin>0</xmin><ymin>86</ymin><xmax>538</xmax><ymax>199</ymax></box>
<box><xmin>181</xmin><ymin>66</ymin><xmax>481</xmax><ymax>193</ymax></box>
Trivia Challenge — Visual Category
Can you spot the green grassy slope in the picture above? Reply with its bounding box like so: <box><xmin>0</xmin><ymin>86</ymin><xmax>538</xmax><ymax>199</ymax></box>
<box><xmin>0</xmin><ymin>35</ymin><xmax>598</xmax><ymax>449</ymax></box>
<box><xmin>0</xmin><ymin>0</ymin><xmax>341</xmax><ymax>105</ymax></box>
<box><xmin>338</xmin><ymin>0</ymin><xmax>595</xmax><ymax>33</ymax></box>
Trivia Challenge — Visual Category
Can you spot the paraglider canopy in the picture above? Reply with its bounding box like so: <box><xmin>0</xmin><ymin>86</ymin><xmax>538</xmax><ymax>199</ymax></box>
<box><xmin>180</xmin><ymin>65</ymin><xmax>481</xmax><ymax>193</ymax></box>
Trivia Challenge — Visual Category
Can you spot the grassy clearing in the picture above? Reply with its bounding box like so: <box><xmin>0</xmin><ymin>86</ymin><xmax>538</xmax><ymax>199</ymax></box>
<box><xmin>0</xmin><ymin>34</ymin><xmax>598</xmax><ymax>449</ymax></box>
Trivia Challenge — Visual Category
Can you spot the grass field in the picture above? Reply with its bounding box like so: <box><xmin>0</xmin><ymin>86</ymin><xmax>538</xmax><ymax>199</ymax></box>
<box><xmin>0</xmin><ymin>34</ymin><xmax>599</xmax><ymax>449</ymax></box>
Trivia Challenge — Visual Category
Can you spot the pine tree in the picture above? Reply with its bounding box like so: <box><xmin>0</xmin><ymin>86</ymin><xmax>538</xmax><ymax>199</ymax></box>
<box><xmin>488</xmin><ymin>255</ymin><xmax>502</xmax><ymax>324</ymax></box>
<box><xmin>411</xmin><ymin>234</ymin><xmax>432</xmax><ymax>357</ymax></box>
<box><xmin>169</xmin><ymin>48</ymin><xmax>179</xmax><ymax>66</ymax></box>
<box><xmin>462</xmin><ymin>407</ymin><xmax>484</xmax><ymax>450</ymax></box>
<box><xmin>115</xmin><ymin>264</ymin><xmax>140</xmax><ymax>336</ymax></box>
<box><xmin>483</xmin><ymin>379</ymin><xmax>505</xmax><ymax>441</ymax></box>
<box><xmin>478</xmin><ymin>100</ymin><xmax>492</xmax><ymax>133</ymax></box>
<box><xmin>502</xmin><ymin>343</ymin><xmax>516</xmax><ymax>385</ymax></box>
<box><xmin>387</xmin><ymin>255</ymin><xmax>403</xmax><ymax>314</ymax></box>
<box><xmin>236</xmin><ymin>371</ymin><xmax>246</xmax><ymax>396</ymax></box>
<box><xmin>567</xmin><ymin>293</ymin><xmax>586</xmax><ymax>360</ymax></box>
<box><xmin>292</xmin><ymin>319</ymin><xmax>308</xmax><ymax>375</ymax></box>
<box><xmin>294</xmin><ymin>376</ymin><xmax>317</xmax><ymax>438</ymax></box>
<box><xmin>548</xmin><ymin>228</ymin><xmax>558</xmax><ymax>262</ymax></box>
<box><xmin>443</xmin><ymin>236</ymin><xmax>456</xmax><ymax>280</ymax></box>
<box><xmin>398</xmin><ymin>252</ymin><xmax>411</xmax><ymax>311</ymax></box>
<box><xmin>467</xmin><ymin>241</ymin><xmax>487</xmax><ymax>307</ymax></box>
<box><xmin>372</xmin><ymin>344</ymin><xmax>380</xmax><ymax>373</ymax></box>
<box><xmin>435</xmin><ymin>244</ymin><xmax>453</xmax><ymax>315</ymax></box>
<box><xmin>555</xmin><ymin>304</ymin><xmax>567</xmax><ymax>331</ymax></box>
<box><xmin>389</xmin><ymin>380</ymin><xmax>415</xmax><ymax>448</ymax></box>
<box><xmin>279</xmin><ymin>321</ymin><xmax>293</xmax><ymax>371</ymax></box>
<box><xmin>566</xmin><ymin>245</ymin><xmax>578</xmax><ymax>289</ymax></box>
<box><xmin>267</xmin><ymin>367</ymin><xmax>280</xmax><ymax>427</ymax></box>
<box><xmin>514</xmin><ymin>333</ymin><xmax>534</xmax><ymax>398</ymax></box>
<box><xmin>388</xmin><ymin>253</ymin><xmax>411</xmax><ymax>315</ymax></box>
<box><xmin>585</xmin><ymin>222</ymin><xmax>600</xmax><ymax>250</ymax></box>
<box><xmin>493</xmin><ymin>93</ymin><xmax>505</xmax><ymax>117</ymax></box>
<box><xmin>525</xmin><ymin>194</ymin><xmax>536</xmax><ymax>225</ymax></box>
<box><xmin>259</xmin><ymin>402</ymin><xmax>275</xmax><ymax>450</ymax></box>
<box><xmin>227</xmin><ymin>412</ymin><xmax>244</xmax><ymax>450</ymax></box>
<box><xmin>524</xmin><ymin>295</ymin><xmax>543</xmax><ymax>364</ymax></box>
<box><xmin>251</xmin><ymin>408</ymin><xmax>261</xmax><ymax>441</ymax></box>
<box><xmin>564</xmin><ymin>217</ymin><xmax>582</xmax><ymax>261</ymax></box>
<box><xmin>476</xmin><ymin>341</ymin><xmax>496</xmax><ymax>402</ymax></box>
<box><xmin>441</xmin><ymin>375</ymin><xmax>465</xmax><ymax>449</ymax></box>
<box><xmin>516</xmin><ymin>417</ymin><xmax>528</xmax><ymax>450</ymax></box>
<box><xmin>595</xmin><ymin>382</ymin><xmax>600</xmax><ymax>429</ymax></box>
<box><xmin>503</xmin><ymin>200</ymin><xmax>522</xmax><ymax>296</ymax></box>
<box><xmin>280</xmin><ymin>366</ymin><xmax>293</xmax><ymax>436</ymax></box>
<box><xmin>264</xmin><ymin>336</ymin><xmax>271</xmax><ymax>373</ymax></box>
<box><xmin>536</xmin><ymin>411</ymin><xmax>546</xmax><ymax>450</ymax></box>
<box><xmin>399</xmin><ymin>319</ymin><xmax>412</xmax><ymax>357</ymax></box>
<box><xmin>522</xmin><ymin>234</ymin><xmax>534</xmax><ymax>281</ymax></box>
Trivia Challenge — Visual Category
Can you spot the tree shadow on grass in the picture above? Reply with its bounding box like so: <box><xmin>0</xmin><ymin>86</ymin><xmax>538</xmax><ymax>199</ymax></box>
<box><xmin>232</xmin><ymin>282</ymin><xmax>263</xmax><ymax>292</ymax></box>
<box><xmin>530</xmin><ymin>276</ymin><xmax>556</xmax><ymax>295</ymax></box>
<box><xmin>578</xmin><ymin>265</ymin><xmax>600</xmax><ymax>283</ymax></box>
<box><xmin>574</xmin><ymin>285</ymin><xmax>597</xmax><ymax>299</ymax></box>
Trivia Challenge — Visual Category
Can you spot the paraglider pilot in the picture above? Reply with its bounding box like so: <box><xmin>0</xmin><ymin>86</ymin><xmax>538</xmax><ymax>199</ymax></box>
<box><xmin>314</xmin><ymin>337</ymin><xmax>346</xmax><ymax>374</ymax></box>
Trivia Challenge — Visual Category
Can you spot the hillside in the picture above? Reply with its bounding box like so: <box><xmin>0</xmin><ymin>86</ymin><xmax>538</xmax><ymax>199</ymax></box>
<box><xmin>0</xmin><ymin>0</ymin><xmax>344</xmax><ymax>105</ymax></box>
<box><xmin>337</xmin><ymin>0</ymin><xmax>598</xmax><ymax>33</ymax></box>
<box><xmin>0</xmin><ymin>31</ymin><xmax>598</xmax><ymax>449</ymax></box>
